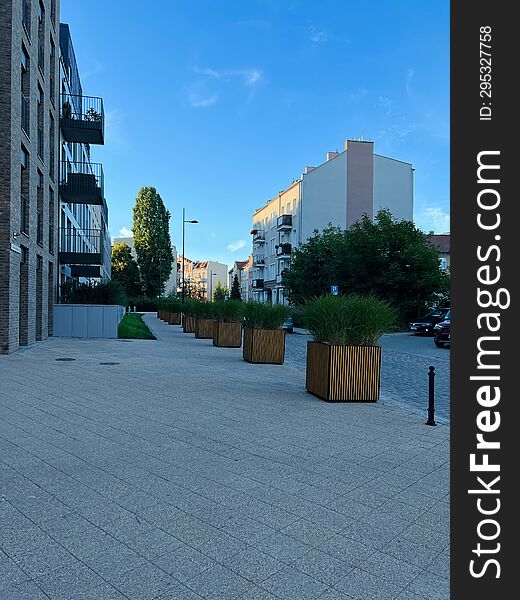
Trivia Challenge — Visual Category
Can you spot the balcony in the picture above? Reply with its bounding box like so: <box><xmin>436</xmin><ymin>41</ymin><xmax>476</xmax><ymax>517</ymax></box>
<box><xmin>70</xmin><ymin>265</ymin><xmax>102</xmax><ymax>278</ymax></box>
<box><xmin>59</xmin><ymin>161</ymin><xmax>104</xmax><ymax>205</ymax></box>
<box><xmin>252</xmin><ymin>279</ymin><xmax>264</xmax><ymax>289</ymax></box>
<box><xmin>276</xmin><ymin>214</ymin><xmax>292</xmax><ymax>231</ymax></box>
<box><xmin>58</xmin><ymin>228</ymin><xmax>104</xmax><ymax>265</ymax></box>
<box><xmin>251</xmin><ymin>230</ymin><xmax>265</xmax><ymax>245</ymax></box>
<box><xmin>252</xmin><ymin>254</ymin><xmax>265</xmax><ymax>267</ymax></box>
<box><xmin>21</xmin><ymin>93</ymin><xmax>29</xmax><ymax>136</ymax></box>
<box><xmin>276</xmin><ymin>243</ymin><xmax>292</xmax><ymax>259</ymax></box>
<box><xmin>276</xmin><ymin>274</ymin><xmax>285</xmax><ymax>285</ymax></box>
<box><xmin>60</xmin><ymin>93</ymin><xmax>105</xmax><ymax>144</ymax></box>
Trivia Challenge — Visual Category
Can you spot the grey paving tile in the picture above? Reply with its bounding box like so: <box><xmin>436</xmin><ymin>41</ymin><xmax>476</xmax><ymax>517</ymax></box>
<box><xmin>318</xmin><ymin>534</ymin><xmax>375</xmax><ymax>566</ymax></box>
<box><xmin>341</xmin><ymin>521</ymin><xmax>398</xmax><ymax>550</ymax></box>
<box><xmin>237</xmin><ymin>587</ymin><xmax>280</xmax><ymax>600</ymax></box>
<box><xmin>281</xmin><ymin>518</ymin><xmax>337</xmax><ymax>547</ymax></box>
<box><xmin>34</xmin><ymin>562</ymin><xmax>105</xmax><ymax>600</ymax></box>
<box><xmin>261</xmin><ymin>565</ymin><xmax>329</xmax><ymax>599</ymax></box>
<box><xmin>360</xmin><ymin>551</ymin><xmax>422</xmax><ymax>586</ymax></box>
<box><xmin>0</xmin><ymin>554</ymin><xmax>30</xmax><ymax>592</ymax></box>
<box><xmin>334</xmin><ymin>567</ymin><xmax>405</xmax><ymax>599</ymax></box>
<box><xmin>187</xmin><ymin>563</ymin><xmax>253</xmax><ymax>600</ymax></box>
<box><xmin>82</xmin><ymin>544</ymin><xmax>149</xmax><ymax>582</ymax></box>
<box><xmin>153</xmin><ymin>542</ymin><xmax>217</xmax><ymax>583</ymax></box>
<box><xmin>222</xmin><ymin>547</ymin><xmax>284</xmax><ymax>584</ymax></box>
<box><xmin>406</xmin><ymin>571</ymin><xmax>450</xmax><ymax>600</ymax></box>
<box><xmin>382</xmin><ymin>538</ymin><xmax>442</xmax><ymax>570</ymax></box>
<box><xmin>256</xmin><ymin>532</ymin><xmax>312</xmax><ymax>563</ymax></box>
<box><xmin>292</xmin><ymin>548</ymin><xmax>354</xmax><ymax>587</ymax></box>
<box><xmin>0</xmin><ymin>580</ymin><xmax>50</xmax><ymax>599</ymax></box>
<box><xmin>112</xmin><ymin>563</ymin><xmax>176</xmax><ymax>600</ymax></box>
<box><xmin>426</xmin><ymin>552</ymin><xmax>449</xmax><ymax>578</ymax></box>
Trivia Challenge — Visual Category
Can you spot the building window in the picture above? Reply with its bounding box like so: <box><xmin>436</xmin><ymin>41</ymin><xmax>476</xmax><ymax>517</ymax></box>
<box><xmin>48</xmin><ymin>188</ymin><xmax>55</xmax><ymax>253</ymax></box>
<box><xmin>49</xmin><ymin>113</ymin><xmax>55</xmax><ymax>180</ymax></box>
<box><xmin>37</xmin><ymin>85</ymin><xmax>44</xmax><ymax>160</ymax></box>
<box><xmin>20</xmin><ymin>147</ymin><xmax>29</xmax><ymax>234</ymax></box>
<box><xmin>37</xmin><ymin>1</ymin><xmax>45</xmax><ymax>74</ymax></box>
<box><xmin>21</xmin><ymin>47</ymin><xmax>30</xmax><ymax>136</ymax></box>
<box><xmin>49</xmin><ymin>38</ymin><xmax>56</xmax><ymax>106</ymax></box>
<box><xmin>37</xmin><ymin>171</ymin><xmax>44</xmax><ymax>246</ymax></box>
<box><xmin>50</xmin><ymin>0</ymin><xmax>56</xmax><ymax>27</ymax></box>
<box><xmin>22</xmin><ymin>0</ymin><xmax>30</xmax><ymax>37</ymax></box>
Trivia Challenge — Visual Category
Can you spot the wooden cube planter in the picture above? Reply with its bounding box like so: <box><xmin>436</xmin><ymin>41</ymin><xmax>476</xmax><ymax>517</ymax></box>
<box><xmin>182</xmin><ymin>315</ymin><xmax>196</xmax><ymax>333</ymax></box>
<box><xmin>306</xmin><ymin>341</ymin><xmax>381</xmax><ymax>402</ymax></box>
<box><xmin>213</xmin><ymin>321</ymin><xmax>242</xmax><ymax>347</ymax></box>
<box><xmin>167</xmin><ymin>312</ymin><xmax>181</xmax><ymax>325</ymax></box>
<box><xmin>195</xmin><ymin>318</ymin><xmax>216</xmax><ymax>339</ymax></box>
<box><xmin>243</xmin><ymin>327</ymin><xmax>285</xmax><ymax>364</ymax></box>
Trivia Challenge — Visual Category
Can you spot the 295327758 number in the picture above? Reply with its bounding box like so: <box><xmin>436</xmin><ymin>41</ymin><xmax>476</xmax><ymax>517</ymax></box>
<box><xmin>480</xmin><ymin>26</ymin><xmax>492</xmax><ymax>120</ymax></box>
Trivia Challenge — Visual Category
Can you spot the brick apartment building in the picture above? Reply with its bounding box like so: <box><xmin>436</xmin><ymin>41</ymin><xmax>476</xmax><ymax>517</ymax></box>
<box><xmin>0</xmin><ymin>0</ymin><xmax>109</xmax><ymax>354</ymax></box>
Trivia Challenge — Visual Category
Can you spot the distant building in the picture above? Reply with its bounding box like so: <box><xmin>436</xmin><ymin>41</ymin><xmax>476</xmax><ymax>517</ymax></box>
<box><xmin>112</xmin><ymin>237</ymin><xmax>178</xmax><ymax>296</ymax></box>
<box><xmin>228</xmin><ymin>260</ymin><xmax>249</xmax><ymax>300</ymax></box>
<box><xmin>189</xmin><ymin>260</ymin><xmax>228</xmax><ymax>301</ymax></box>
<box><xmin>426</xmin><ymin>233</ymin><xmax>450</xmax><ymax>270</ymax></box>
<box><xmin>250</xmin><ymin>139</ymin><xmax>414</xmax><ymax>304</ymax></box>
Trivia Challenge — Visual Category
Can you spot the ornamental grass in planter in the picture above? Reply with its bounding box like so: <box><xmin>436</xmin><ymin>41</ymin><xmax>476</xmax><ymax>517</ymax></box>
<box><xmin>165</xmin><ymin>299</ymin><xmax>182</xmax><ymax>325</ymax></box>
<box><xmin>243</xmin><ymin>302</ymin><xmax>289</xmax><ymax>364</ymax></box>
<box><xmin>304</xmin><ymin>294</ymin><xmax>395</xmax><ymax>402</ymax></box>
<box><xmin>193</xmin><ymin>303</ymin><xmax>216</xmax><ymax>339</ymax></box>
<box><xmin>212</xmin><ymin>301</ymin><xmax>244</xmax><ymax>347</ymax></box>
<box><xmin>182</xmin><ymin>299</ymin><xmax>199</xmax><ymax>333</ymax></box>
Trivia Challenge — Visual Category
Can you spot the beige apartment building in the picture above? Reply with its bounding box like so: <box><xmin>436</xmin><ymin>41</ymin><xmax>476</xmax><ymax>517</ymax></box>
<box><xmin>250</xmin><ymin>139</ymin><xmax>414</xmax><ymax>304</ymax></box>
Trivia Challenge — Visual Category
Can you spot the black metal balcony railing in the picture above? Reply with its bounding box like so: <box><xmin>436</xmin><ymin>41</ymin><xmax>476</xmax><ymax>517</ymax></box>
<box><xmin>60</xmin><ymin>93</ymin><xmax>105</xmax><ymax>144</ymax></box>
<box><xmin>277</xmin><ymin>214</ymin><xmax>292</xmax><ymax>229</ymax></box>
<box><xmin>20</xmin><ymin>194</ymin><xmax>28</xmax><ymax>234</ymax></box>
<box><xmin>252</xmin><ymin>231</ymin><xmax>265</xmax><ymax>243</ymax></box>
<box><xmin>38</xmin><ymin>42</ymin><xmax>44</xmax><ymax>72</ymax></box>
<box><xmin>58</xmin><ymin>228</ymin><xmax>104</xmax><ymax>265</ymax></box>
<box><xmin>59</xmin><ymin>161</ymin><xmax>104</xmax><ymax>205</ymax></box>
<box><xmin>252</xmin><ymin>255</ymin><xmax>265</xmax><ymax>266</ymax></box>
<box><xmin>21</xmin><ymin>93</ymin><xmax>29</xmax><ymax>135</ymax></box>
<box><xmin>37</xmin><ymin>209</ymin><xmax>43</xmax><ymax>245</ymax></box>
<box><xmin>37</xmin><ymin>127</ymin><xmax>44</xmax><ymax>159</ymax></box>
<box><xmin>252</xmin><ymin>279</ymin><xmax>264</xmax><ymax>289</ymax></box>
<box><xmin>22</xmin><ymin>0</ymin><xmax>30</xmax><ymax>35</ymax></box>
<box><xmin>276</xmin><ymin>243</ymin><xmax>292</xmax><ymax>257</ymax></box>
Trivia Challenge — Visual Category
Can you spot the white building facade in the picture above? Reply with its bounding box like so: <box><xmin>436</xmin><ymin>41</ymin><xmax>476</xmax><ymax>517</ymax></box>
<box><xmin>251</xmin><ymin>139</ymin><xmax>414</xmax><ymax>304</ymax></box>
<box><xmin>190</xmin><ymin>260</ymin><xmax>228</xmax><ymax>301</ymax></box>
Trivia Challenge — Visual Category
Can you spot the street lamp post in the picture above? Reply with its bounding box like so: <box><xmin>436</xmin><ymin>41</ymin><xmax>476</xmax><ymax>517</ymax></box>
<box><xmin>181</xmin><ymin>208</ymin><xmax>198</xmax><ymax>304</ymax></box>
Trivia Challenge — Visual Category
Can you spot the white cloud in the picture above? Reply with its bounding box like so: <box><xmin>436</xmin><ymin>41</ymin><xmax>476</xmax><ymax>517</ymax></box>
<box><xmin>417</xmin><ymin>207</ymin><xmax>450</xmax><ymax>233</ymax></box>
<box><xmin>119</xmin><ymin>227</ymin><xmax>133</xmax><ymax>237</ymax></box>
<box><xmin>194</xmin><ymin>66</ymin><xmax>263</xmax><ymax>87</ymax></box>
<box><xmin>227</xmin><ymin>240</ymin><xmax>246</xmax><ymax>252</ymax></box>
<box><xmin>308</xmin><ymin>25</ymin><xmax>328</xmax><ymax>43</ymax></box>
<box><xmin>186</xmin><ymin>91</ymin><xmax>218</xmax><ymax>108</ymax></box>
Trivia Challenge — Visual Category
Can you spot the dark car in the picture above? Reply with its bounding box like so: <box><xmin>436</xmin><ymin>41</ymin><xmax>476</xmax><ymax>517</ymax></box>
<box><xmin>434</xmin><ymin>310</ymin><xmax>451</xmax><ymax>347</ymax></box>
<box><xmin>282</xmin><ymin>316</ymin><xmax>294</xmax><ymax>334</ymax></box>
<box><xmin>409</xmin><ymin>308</ymin><xmax>450</xmax><ymax>335</ymax></box>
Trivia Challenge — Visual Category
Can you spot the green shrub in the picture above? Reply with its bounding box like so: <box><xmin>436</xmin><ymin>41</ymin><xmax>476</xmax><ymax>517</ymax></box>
<box><xmin>61</xmin><ymin>280</ymin><xmax>127</xmax><ymax>306</ymax></box>
<box><xmin>212</xmin><ymin>300</ymin><xmax>244</xmax><ymax>323</ymax></box>
<box><xmin>164</xmin><ymin>298</ymin><xmax>182</xmax><ymax>313</ymax></box>
<box><xmin>129</xmin><ymin>296</ymin><xmax>160</xmax><ymax>311</ymax></box>
<box><xmin>303</xmin><ymin>294</ymin><xmax>395</xmax><ymax>346</ymax></box>
<box><xmin>182</xmin><ymin>298</ymin><xmax>202</xmax><ymax>315</ymax></box>
<box><xmin>289</xmin><ymin>306</ymin><xmax>305</xmax><ymax>328</ymax></box>
<box><xmin>190</xmin><ymin>301</ymin><xmax>214</xmax><ymax>319</ymax></box>
<box><xmin>243</xmin><ymin>301</ymin><xmax>290</xmax><ymax>330</ymax></box>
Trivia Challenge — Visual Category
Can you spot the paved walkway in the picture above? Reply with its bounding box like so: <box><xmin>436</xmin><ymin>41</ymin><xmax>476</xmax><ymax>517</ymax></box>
<box><xmin>0</xmin><ymin>314</ymin><xmax>449</xmax><ymax>600</ymax></box>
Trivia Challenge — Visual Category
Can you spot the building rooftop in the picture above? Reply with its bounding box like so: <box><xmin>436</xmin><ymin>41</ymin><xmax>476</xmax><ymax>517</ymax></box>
<box><xmin>426</xmin><ymin>234</ymin><xmax>450</xmax><ymax>253</ymax></box>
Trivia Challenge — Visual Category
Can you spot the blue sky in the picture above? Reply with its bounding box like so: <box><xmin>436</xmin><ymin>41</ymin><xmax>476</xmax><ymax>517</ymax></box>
<box><xmin>61</xmin><ymin>0</ymin><xmax>449</xmax><ymax>267</ymax></box>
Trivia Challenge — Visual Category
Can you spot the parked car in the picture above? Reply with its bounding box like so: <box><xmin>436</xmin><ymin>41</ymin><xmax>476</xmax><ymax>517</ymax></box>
<box><xmin>434</xmin><ymin>310</ymin><xmax>451</xmax><ymax>347</ymax></box>
<box><xmin>409</xmin><ymin>308</ymin><xmax>450</xmax><ymax>335</ymax></box>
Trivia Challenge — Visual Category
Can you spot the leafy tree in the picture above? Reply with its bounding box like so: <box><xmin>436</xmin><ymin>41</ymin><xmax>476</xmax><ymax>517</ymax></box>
<box><xmin>111</xmin><ymin>242</ymin><xmax>141</xmax><ymax>297</ymax></box>
<box><xmin>283</xmin><ymin>210</ymin><xmax>449</xmax><ymax>323</ymax></box>
<box><xmin>61</xmin><ymin>280</ymin><xmax>127</xmax><ymax>306</ymax></box>
<box><xmin>132</xmin><ymin>186</ymin><xmax>174</xmax><ymax>297</ymax></box>
<box><xmin>282</xmin><ymin>226</ymin><xmax>347</xmax><ymax>305</ymax></box>
<box><xmin>230</xmin><ymin>274</ymin><xmax>242</xmax><ymax>301</ymax></box>
<box><xmin>212</xmin><ymin>281</ymin><xmax>229</xmax><ymax>302</ymax></box>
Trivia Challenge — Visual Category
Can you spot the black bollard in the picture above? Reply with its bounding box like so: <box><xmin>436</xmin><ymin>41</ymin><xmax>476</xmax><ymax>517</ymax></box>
<box><xmin>426</xmin><ymin>366</ymin><xmax>437</xmax><ymax>426</ymax></box>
